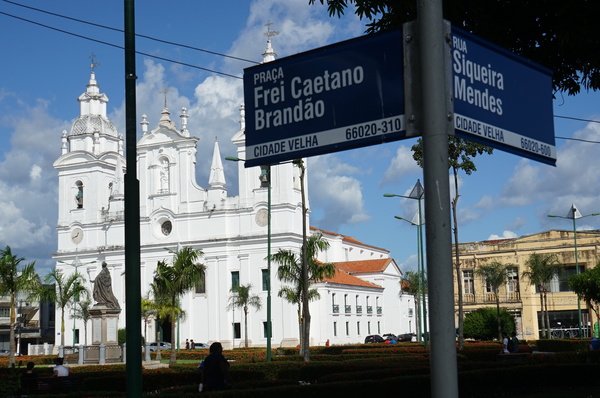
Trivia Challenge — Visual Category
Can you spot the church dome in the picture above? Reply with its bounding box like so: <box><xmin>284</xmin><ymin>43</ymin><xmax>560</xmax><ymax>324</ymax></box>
<box><xmin>70</xmin><ymin>114</ymin><xmax>118</xmax><ymax>137</ymax></box>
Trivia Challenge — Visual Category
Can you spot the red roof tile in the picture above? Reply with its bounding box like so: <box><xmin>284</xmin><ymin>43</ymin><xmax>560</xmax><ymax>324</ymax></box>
<box><xmin>335</xmin><ymin>258</ymin><xmax>393</xmax><ymax>274</ymax></box>
<box><xmin>321</xmin><ymin>267</ymin><xmax>383</xmax><ymax>289</ymax></box>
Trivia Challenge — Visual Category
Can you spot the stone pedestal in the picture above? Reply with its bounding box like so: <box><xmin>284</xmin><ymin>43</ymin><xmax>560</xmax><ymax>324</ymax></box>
<box><xmin>87</xmin><ymin>305</ymin><xmax>121</xmax><ymax>363</ymax></box>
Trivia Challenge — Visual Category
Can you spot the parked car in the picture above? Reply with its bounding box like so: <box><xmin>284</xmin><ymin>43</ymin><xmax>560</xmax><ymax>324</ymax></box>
<box><xmin>364</xmin><ymin>334</ymin><xmax>384</xmax><ymax>344</ymax></box>
<box><xmin>398</xmin><ymin>333</ymin><xmax>415</xmax><ymax>342</ymax></box>
<box><xmin>193</xmin><ymin>342</ymin><xmax>209</xmax><ymax>349</ymax></box>
<box><xmin>382</xmin><ymin>333</ymin><xmax>398</xmax><ymax>342</ymax></box>
<box><xmin>148</xmin><ymin>342</ymin><xmax>171</xmax><ymax>352</ymax></box>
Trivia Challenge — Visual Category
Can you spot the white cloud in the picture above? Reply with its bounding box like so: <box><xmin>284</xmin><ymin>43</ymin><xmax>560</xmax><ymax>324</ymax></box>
<box><xmin>309</xmin><ymin>155</ymin><xmax>370</xmax><ymax>230</ymax></box>
<box><xmin>382</xmin><ymin>145</ymin><xmax>421</xmax><ymax>185</ymax></box>
<box><xmin>487</xmin><ymin>231</ymin><xmax>518</xmax><ymax>240</ymax></box>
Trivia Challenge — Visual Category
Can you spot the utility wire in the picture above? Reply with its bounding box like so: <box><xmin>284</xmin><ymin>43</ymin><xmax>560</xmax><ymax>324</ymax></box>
<box><xmin>1</xmin><ymin>0</ymin><xmax>258</xmax><ymax>65</ymax></box>
<box><xmin>0</xmin><ymin>10</ymin><xmax>243</xmax><ymax>79</ymax></box>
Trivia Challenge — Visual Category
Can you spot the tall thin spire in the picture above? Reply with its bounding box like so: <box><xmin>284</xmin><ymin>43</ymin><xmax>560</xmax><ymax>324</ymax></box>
<box><xmin>208</xmin><ymin>138</ymin><xmax>226</xmax><ymax>188</ymax></box>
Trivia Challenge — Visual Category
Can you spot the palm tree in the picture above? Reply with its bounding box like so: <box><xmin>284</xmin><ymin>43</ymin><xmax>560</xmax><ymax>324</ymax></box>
<box><xmin>227</xmin><ymin>284</ymin><xmax>262</xmax><ymax>347</ymax></box>
<box><xmin>522</xmin><ymin>253</ymin><xmax>563</xmax><ymax>339</ymax></box>
<box><xmin>400</xmin><ymin>270</ymin><xmax>427</xmax><ymax>340</ymax></box>
<box><xmin>151</xmin><ymin>246</ymin><xmax>206</xmax><ymax>366</ymax></box>
<box><xmin>271</xmin><ymin>232</ymin><xmax>336</xmax><ymax>358</ymax></box>
<box><xmin>74</xmin><ymin>298</ymin><xmax>92</xmax><ymax>346</ymax></box>
<box><xmin>475</xmin><ymin>261</ymin><xmax>509</xmax><ymax>340</ymax></box>
<box><xmin>43</xmin><ymin>269</ymin><xmax>88</xmax><ymax>348</ymax></box>
<box><xmin>0</xmin><ymin>246</ymin><xmax>40</xmax><ymax>366</ymax></box>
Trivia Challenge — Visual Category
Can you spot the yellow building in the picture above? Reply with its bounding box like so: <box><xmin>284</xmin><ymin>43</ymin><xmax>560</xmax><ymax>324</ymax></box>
<box><xmin>454</xmin><ymin>229</ymin><xmax>600</xmax><ymax>340</ymax></box>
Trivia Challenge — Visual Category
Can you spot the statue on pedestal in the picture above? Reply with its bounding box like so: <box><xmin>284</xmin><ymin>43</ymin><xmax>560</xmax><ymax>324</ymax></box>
<box><xmin>91</xmin><ymin>261</ymin><xmax>120</xmax><ymax>309</ymax></box>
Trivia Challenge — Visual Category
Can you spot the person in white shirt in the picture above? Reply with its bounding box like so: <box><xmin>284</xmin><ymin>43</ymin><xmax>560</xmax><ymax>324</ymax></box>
<box><xmin>52</xmin><ymin>357</ymin><xmax>69</xmax><ymax>377</ymax></box>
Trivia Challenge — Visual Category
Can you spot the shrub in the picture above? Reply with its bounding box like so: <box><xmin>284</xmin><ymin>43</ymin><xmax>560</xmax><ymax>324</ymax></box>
<box><xmin>463</xmin><ymin>307</ymin><xmax>515</xmax><ymax>340</ymax></box>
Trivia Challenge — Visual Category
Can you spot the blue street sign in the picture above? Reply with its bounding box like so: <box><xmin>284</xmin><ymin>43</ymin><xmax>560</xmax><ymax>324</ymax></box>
<box><xmin>243</xmin><ymin>29</ymin><xmax>405</xmax><ymax>167</ymax></box>
<box><xmin>451</xmin><ymin>27</ymin><xmax>556</xmax><ymax>165</ymax></box>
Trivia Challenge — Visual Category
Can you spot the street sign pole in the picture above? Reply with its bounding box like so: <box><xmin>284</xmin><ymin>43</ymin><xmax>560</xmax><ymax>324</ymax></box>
<box><xmin>416</xmin><ymin>0</ymin><xmax>459</xmax><ymax>397</ymax></box>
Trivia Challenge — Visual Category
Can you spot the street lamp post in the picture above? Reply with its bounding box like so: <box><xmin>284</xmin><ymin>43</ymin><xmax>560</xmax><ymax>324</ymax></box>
<box><xmin>385</xmin><ymin>179</ymin><xmax>428</xmax><ymax>348</ymax></box>
<box><xmin>227</xmin><ymin>157</ymin><xmax>272</xmax><ymax>361</ymax></box>
<box><xmin>548</xmin><ymin>203</ymin><xmax>600</xmax><ymax>339</ymax></box>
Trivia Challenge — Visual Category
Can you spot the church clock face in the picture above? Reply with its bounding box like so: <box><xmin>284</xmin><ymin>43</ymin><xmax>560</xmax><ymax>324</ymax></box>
<box><xmin>161</xmin><ymin>220</ymin><xmax>173</xmax><ymax>236</ymax></box>
<box><xmin>255</xmin><ymin>209</ymin><xmax>268</xmax><ymax>227</ymax></box>
<box><xmin>71</xmin><ymin>228</ymin><xmax>84</xmax><ymax>244</ymax></box>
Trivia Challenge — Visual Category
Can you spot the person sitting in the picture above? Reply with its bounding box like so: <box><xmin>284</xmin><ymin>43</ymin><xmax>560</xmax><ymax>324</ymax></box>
<box><xmin>200</xmin><ymin>342</ymin><xmax>232</xmax><ymax>392</ymax></box>
<box><xmin>53</xmin><ymin>357</ymin><xmax>69</xmax><ymax>377</ymax></box>
<box><xmin>21</xmin><ymin>361</ymin><xmax>38</xmax><ymax>395</ymax></box>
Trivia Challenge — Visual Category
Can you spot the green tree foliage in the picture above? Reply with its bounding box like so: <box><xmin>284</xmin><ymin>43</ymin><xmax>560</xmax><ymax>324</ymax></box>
<box><xmin>475</xmin><ymin>261</ymin><xmax>509</xmax><ymax>340</ymax></box>
<box><xmin>271</xmin><ymin>233</ymin><xmax>336</xmax><ymax>358</ymax></box>
<box><xmin>0</xmin><ymin>246</ymin><xmax>40</xmax><ymax>366</ymax></box>
<box><xmin>401</xmin><ymin>270</ymin><xmax>427</xmax><ymax>342</ymax></box>
<box><xmin>463</xmin><ymin>307</ymin><xmax>515</xmax><ymax>341</ymax></box>
<box><xmin>43</xmin><ymin>269</ymin><xmax>88</xmax><ymax>348</ymax></box>
<box><xmin>309</xmin><ymin>0</ymin><xmax>600</xmax><ymax>94</ymax></box>
<box><xmin>228</xmin><ymin>284</ymin><xmax>262</xmax><ymax>348</ymax></box>
<box><xmin>74</xmin><ymin>297</ymin><xmax>92</xmax><ymax>346</ymax></box>
<box><xmin>522</xmin><ymin>253</ymin><xmax>563</xmax><ymax>339</ymax></box>
<box><xmin>569</xmin><ymin>264</ymin><xmax>600</xmax><ymax>321</ymax></box>
<box><xmin>150</xmin><ymin>246</ymin><xmax>206</xmax><ymax>366</ymax></box>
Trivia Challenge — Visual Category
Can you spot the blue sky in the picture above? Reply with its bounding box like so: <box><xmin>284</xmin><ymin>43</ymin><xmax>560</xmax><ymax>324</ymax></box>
<box><xmin>1</xmin><ymin>0</ymin><xmax>600</xmax><ymax>277</ymax></box>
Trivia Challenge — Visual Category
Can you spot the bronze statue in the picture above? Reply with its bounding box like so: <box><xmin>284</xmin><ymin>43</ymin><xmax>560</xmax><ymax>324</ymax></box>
<box><xmin>92</xmin><ymin>261</ymin><xmax>119</xmax><ymax>308</ymax></box>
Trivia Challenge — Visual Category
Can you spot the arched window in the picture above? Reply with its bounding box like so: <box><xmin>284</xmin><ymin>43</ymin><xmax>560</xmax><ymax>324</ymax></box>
<box><xmin>75</xmin><ymin>181</ymin><xmax>84</xmax><ymax>208</ymax></box>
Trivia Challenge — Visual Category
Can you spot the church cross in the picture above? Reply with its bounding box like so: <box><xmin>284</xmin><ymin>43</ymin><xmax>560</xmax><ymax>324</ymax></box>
<box><xmin>264</xmin><ymin>20</ymin><xmax>279</xmax><ymax>39</ymax></box>
<box><xmin>89</xmin><ymin>53</ymin><xmax>100</xmax><ymax>70</ymax></box>
<box><xmin>159</xmin><ymin>84</ymin><xmax>172</xmax><ymax>108</ymax></box>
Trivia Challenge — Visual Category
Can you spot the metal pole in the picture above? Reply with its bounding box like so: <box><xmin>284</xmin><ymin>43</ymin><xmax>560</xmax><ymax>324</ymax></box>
<box><xmin>124</xmin><ymin>0</ymin><xmax>142</xmax><ymax>396</ymax></box>
<box><xmin>418</xmin><ymin>197</ymin><xmax>428</xmax><ymax>349</ymax></box>
<box><xmin>267</xmin><ymin>165</ymin><xmax>272</xmax><ymax>361</ymax></box>
<box><xmin>417</xmin><ymin>0</ymin><xmax>459</xmax><ymax>396</ymax></box>
<box><xmin>573</xmin><ymin>213</ymin><xmax>583</xmax><ymax>339</ymax></box>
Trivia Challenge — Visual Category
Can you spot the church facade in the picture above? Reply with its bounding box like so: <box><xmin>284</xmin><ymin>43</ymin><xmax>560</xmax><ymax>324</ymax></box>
<box><xmin>52</xmin><ymin>42</ymin><xmax>411</xmax><ymax>350</ymax></box>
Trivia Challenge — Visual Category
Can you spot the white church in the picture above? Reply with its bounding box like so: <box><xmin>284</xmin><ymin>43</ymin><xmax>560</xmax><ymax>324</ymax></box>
<box><xmin>52</xmin><ymin>39</ymin><xmax>415</xmax><ymax>349</ymax></box>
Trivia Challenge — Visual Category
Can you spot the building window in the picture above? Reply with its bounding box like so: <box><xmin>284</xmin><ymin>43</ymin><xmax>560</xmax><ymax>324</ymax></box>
<box><xmin>0</xmin><ymin>308</ymin><xmax>9</xmax><ymax>317</ymax></box>
<box><xmin>377</xmin><ymin>321</ymin><xmax>381</xmax><ymax>335</ymax></box>
<box><xmin>556</xmin><ymin>265</ymin><xmax>584</xmax><ymax>292</ymax></box>
<box><xmin>507</xmin><ymin>267</ymin><xmax>520</xmax><ymax>300</ymax></box>
<box><xmin>368</xmin><ymin>321</ymin><xmax>371</xmax><ymax>334</ymax></box>
<box><xmin>263</xmin><ymin>321</ymin><xmax>270</xmax><ymax>338</ymax></box>
<box><xmin>344</xmin><ymin>294</ymin><xmax>351</xmax><ymax>313</ymax></box>
<box><xmin>357</xmin><ymin>321</ymin><xmax>360</xmax><ymax>335</ymax></box>
<box><xmin>408</xmin><ymin>308</ymin><xmax>414</xmax><ymax>317</ymax></box>
<box><xmin>345</xmin><ymin>322</ymin><xmax>349</xmax><ymax>336</ymax></box>
<box><xmin>233</xmin><ymin>323</ymin><xmax>241</xmax><ymax>339</ymax></box>
<box><xmin>231</xmin><ymin>271</ymin><xmax>240</xmax><ymax>290</ymax></box>
<box><xmin>75</xmin><ymin>180</ymin><xmax>84</xmax><ymax>208</ymax></box>
<box><xmin>261</xmin><ymin>269</ymin><xmax>269</xmax><ymax>291</ymax></box>
<box><xmin>463</xmin><ymin>270</ymin><xmax>475</xmax><ymax>300</ymax></box>
<box><xmin>333</xmin><ymin>322</ymin><xmax>337</xmax><ymax>337</ymax></box>
<box><xmin>195</xmin><ymin>270</ymin><xmax>206</xmax><ymax>294</ymax></box>
<box><xmin>366</xmin><ymin>296</ymin><xmax>372</xmax><ymax>314</ymax></box>
<box><xmin>332</xmin><ymin>293</ymin><xmax>339</xmax><ymax>313</ymax></box>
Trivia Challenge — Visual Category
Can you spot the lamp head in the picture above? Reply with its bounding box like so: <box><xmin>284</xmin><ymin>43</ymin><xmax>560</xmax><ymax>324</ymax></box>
<box><xmin>383</xmin><ymin>193</ymin><xmax>397</xmax><ymax>197</ymax></box>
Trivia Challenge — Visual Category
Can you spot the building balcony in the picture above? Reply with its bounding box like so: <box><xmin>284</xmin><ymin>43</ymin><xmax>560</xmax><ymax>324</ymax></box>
<box><xmin>377</xmin><ymin>306</ymin><xmax>382</xmax><ymax>315</ymax></box>
<box><xmin>356</xmin><ymin>305</ymin><xmax>362</xmax><ymax>314</ymax></box>
<box><xmin>345</xmin><ymin>305</ymin><xmax>351</xmax><ymax>314</ymax></box>
<box><xmin>332</xmin><ymin>304</ymin><xmax>339</xmax><ymax>314</ymax></box>
<box><xmin>456</xmin><ymin>292</ymin><xmax>522</xmax><ymax>305</ymax></box>
<box><xmin>367</xmin><ymin>306</ymin><xmax>373</xmax><ymax>314</ymax></box>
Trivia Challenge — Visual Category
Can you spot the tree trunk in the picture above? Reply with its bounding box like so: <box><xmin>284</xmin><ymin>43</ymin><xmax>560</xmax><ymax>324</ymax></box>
<box><xmin>9</xmin><ymin>293</ymin><xmax>16</xmax><ymax>366</ymax></box>
<box><xmin>544</xmin><ymin>291</ymin><xmax>551</xmax><ymax>339</ymax></box>
<box><xmin>539</xmin><ymin>287</ymin><xmax>546</xmax><ymax>339</ymax></box>
<box><xmin>169</xmin><ymin>315</ymin><xmax>177</xmax><ymax>366</ymax></box>
<box><xmin>299</xmin><ymin>161</ymin><xmax>310</xmax><ymax>362</ymax></box>
<box><xmin>244</xmin><ymin>306</ymin><xmax>249</xmax><ymax>348</ymax></box>
<box><xmin>452</xmin><ymin>168</ymin><xmax>464</xmax><ymax>350</ymax></box>
<box><xmin>495</xmin><ymin>292</ymin><xmax>502</xmax><ymax>340</ymax></box>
